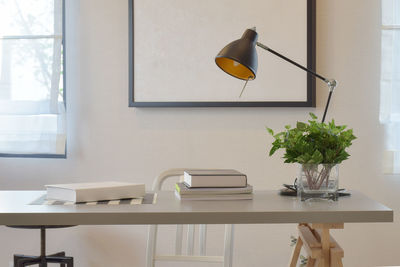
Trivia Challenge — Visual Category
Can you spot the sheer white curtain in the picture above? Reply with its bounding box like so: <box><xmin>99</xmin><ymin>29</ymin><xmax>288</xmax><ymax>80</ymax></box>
<box><xmin>380</xmin><ymin>0</ymin><xmax>400</xmax><ymax>173</ymax></box>
<box><xmin>0</xmin><ymin>0</ymin><xmax>66</xmax><ymax>156</ymax></box>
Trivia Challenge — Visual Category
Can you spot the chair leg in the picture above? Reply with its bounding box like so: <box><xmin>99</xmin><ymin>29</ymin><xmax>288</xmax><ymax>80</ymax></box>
<box><xmin>65</xmin><ymin>257</ymin><xmax>74</xmax><ymax>267</ymax></box>
<box><xmin>14</xmin><ymin>255</ymin><xmax>40</xmax><ymax>267</ymax></box>
<box><xmin>17</xmin><ymin>257</ymin><xmax>41</xmax><ymax>267</ymax></box>
<box><xmin>186</xmin><ymin>225</ymin><xmax>195</xmax><ymax>255</ymax></box>
<box><xmin>48</xmin><ymin>252</ymin><xmax>66</xmax><ymax>267</ymax></box>
<box><xmin>14</xmin><ymin>255</ymin><xmax>30</xmax><ymax>267</ymax></box>
<box><xmin>49</xmin><ymin>252</ymin><xmax>66</xmax><ymax>257</ymax></box>
<box><xmin>14</xmin><ymin>255</ymin><xmax>38</xmax><ymax>260</ymax></box>
<box><xmin>146</xmin><ymin>225</ymin><xmax>158</xmax><ymax>267</ymax></box>
<box><xmin>175</xmin><ymin>224</ymin><xmax>183</xmax><ymax>255</ymax></box>
<box><xmin>199</xmin><ymin>224</ymin><xmax>207</xmax><ymax>256</ymax></box>
<box><xmin>223</xmin><ymin>224</ymin><xmax>234</xmax><ymax>267</ymax></box>
<box><xmin>47</xmin><ymin>256</ymin><xmax>73</xmax><ymax>267</ymax></box>
<box><xmin>14</xmin><ymin>255</ymin><xmax>20</xmax><ymax>267</ymax></box>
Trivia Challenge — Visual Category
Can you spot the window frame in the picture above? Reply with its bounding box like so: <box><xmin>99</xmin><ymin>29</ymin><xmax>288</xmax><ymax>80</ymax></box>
<box><xmin>380</xmin><ymin>0</ymin><xmax>400</xmax><ymax>174</ymax></box>
<box><xmin>0</xmin><ymin>0</ymin><xmax>67</xmax><ymax>159</ymax></box>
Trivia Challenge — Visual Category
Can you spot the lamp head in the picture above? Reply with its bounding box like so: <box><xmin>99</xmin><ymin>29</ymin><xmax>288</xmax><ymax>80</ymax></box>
<box><xmin>215</xmin><ymin>28</ymin><xmax>258</xmax><ymax>81</ymax></box>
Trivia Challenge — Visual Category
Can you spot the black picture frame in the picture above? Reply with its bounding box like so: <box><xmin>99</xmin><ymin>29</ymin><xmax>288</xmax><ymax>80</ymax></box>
<box><xmin>129</xmin><ymin>0</ymin><xmax>316</xmax><ymax>108</ymax></box>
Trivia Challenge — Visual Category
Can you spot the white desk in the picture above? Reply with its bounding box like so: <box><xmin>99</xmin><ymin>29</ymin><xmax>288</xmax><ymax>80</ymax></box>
<box><xmin>0</xmin><ymin>190</ymin><xmax>392</xmax><ymax>225</ymax></box>
<box><xmin>0</xmin><ymin>190</ymin><xmax>393</xmax><ymax>267</ymax></box>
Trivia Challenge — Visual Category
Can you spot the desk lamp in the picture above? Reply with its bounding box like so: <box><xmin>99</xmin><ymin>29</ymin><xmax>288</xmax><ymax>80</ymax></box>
<box><xmin>215</xmin><ymin>28</ymin><xmax>337</xmax><ymax>123</ymax></box>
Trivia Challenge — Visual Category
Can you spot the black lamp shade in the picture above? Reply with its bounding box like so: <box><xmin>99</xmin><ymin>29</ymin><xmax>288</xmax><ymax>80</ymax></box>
<box><xmin>215</xmin><ymin>29</ymin><xmax>258</xmax><ymax>80</ymax></box>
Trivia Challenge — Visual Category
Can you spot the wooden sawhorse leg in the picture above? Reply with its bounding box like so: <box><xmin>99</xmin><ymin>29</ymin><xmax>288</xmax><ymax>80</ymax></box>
<box><xmin>289</xmin><ymin>223</ymin><xmax>344</xmax><ymax>267</ymax></box>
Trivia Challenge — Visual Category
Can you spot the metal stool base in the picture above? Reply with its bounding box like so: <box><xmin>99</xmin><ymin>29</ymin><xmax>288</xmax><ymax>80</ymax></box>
<box><xmin>14</xmin><ymin>252</ymin><xmax>73</xmax><ymax>267</ymax></box>
<box><xmin>8</xmin><ymin>226</ymin><xmax>75</xmax><ymax>267</ymax></box>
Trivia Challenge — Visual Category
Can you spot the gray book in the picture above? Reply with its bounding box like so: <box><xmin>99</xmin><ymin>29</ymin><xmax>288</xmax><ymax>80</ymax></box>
<box><xmin>183</xmin><ymin>169</ymin><xmax>247</xmax><ymax>188</ymax></box>
<box><xmin>175</xmin><ymin>182</ymin><xmax>252</xmax><ymax>195</ymax></box>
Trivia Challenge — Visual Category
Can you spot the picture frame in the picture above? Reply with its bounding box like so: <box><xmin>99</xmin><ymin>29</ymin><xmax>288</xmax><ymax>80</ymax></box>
<box><xmin>129</xmin><ymin>0</ymin><xmax>316</xmax><ymax>107</ymax></box>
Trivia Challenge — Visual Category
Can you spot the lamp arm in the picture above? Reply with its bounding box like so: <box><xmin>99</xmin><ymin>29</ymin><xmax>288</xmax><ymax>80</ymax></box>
<box><xmin>256</xmin><ymin>42</ymin><xmax>337</xmax><ymax>123</ymax></box>
<box><xmin>256</xmin><ymin>42</ymin><xmax>328</xmax><ymax>82</ymax></box>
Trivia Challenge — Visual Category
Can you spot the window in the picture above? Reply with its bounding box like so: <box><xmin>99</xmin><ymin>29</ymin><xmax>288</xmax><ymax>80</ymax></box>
<box><xmin>0</xmin><ymin>0</ymin><xmax>66</xmax><ymax>157</ymax></box>
<box><xmin>380</xmin><ymin>0</ymin><xmax>400</xmax><ymax>173</ymax></box>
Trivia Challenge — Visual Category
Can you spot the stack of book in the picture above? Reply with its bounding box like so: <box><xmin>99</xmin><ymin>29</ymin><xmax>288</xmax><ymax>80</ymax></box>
<box><xmin>175</xmin><ymin>170</ymin><xmax>253</xmax><ymax>200</ymax></box>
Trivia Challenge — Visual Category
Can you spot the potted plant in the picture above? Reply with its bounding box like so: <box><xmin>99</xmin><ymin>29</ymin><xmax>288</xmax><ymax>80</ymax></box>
<box><xmin>267</xmin><ymin>113</ymin><xmax>356</xmax><ymax>201</ymax></box>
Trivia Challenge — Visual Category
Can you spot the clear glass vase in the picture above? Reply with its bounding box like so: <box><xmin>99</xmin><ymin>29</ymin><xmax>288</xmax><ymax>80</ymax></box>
<box><xmin>297</xmin><ymin>164</ymin><xmax>339</xmax><ymax>201</ymax></box>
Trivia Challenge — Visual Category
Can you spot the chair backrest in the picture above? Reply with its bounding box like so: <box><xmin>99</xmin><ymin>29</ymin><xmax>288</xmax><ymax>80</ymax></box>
<box><xmin>152</xmin><ymin>169</ymin><xmax>210</xmax><ymax>255</ymax></box>
<box><xmin>146</xmin><ymin>169</ymin><xmax>234</xmax><ymax>267</ymax></box>
<box><xmin>151</xmin><ymin>168</ymin><xmax>187</xmax><ymax>191</ymax></box>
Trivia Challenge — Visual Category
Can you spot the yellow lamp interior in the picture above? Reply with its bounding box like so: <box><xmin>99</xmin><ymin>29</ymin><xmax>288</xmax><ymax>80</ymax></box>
<box><xmin>216</xmin><ymin>57</ymin><xmax>255</xmax><ymax>80</ymax></box>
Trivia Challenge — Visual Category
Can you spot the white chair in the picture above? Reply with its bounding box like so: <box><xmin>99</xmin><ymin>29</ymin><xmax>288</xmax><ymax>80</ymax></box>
<box><xmin>146</xmin><ymin>168</ymin><xmax>235</xmax><ymax>267</ymax></box>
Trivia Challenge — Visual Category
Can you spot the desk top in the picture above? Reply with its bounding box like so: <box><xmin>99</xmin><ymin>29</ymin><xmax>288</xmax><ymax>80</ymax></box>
<box><xmin>0</xmin><ymin>190</ymin><xmax>393</xmax><ymax>226</ymax></box>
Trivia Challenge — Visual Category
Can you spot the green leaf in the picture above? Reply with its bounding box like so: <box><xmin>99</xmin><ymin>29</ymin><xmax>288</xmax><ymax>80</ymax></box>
<box><xmin>311</xmin><ymin>150</ymin><xmax>323</xmax><ymax>164</ymax></box>
<box><xmin>266</xmin><ymin>127</ymin><xmax>274</xmax><ymax>135</ymax></box>
<box><xmin>267</xmin><ymin>115</ymin><xmax>356</xmax><ymax>164</ymax></box>
<box><xmin>309</xmin><ymin>112</ymin><xmax>318</xmax><ymax>120</ymax></box>
<box><xmin>296</xmin><ymin>122</ymin><xmax>307</xmax><ymax>131</ymax></box>
<box><xmin>269</xmin><ymin>145</ymin><xmax>279</xmax><ymax>156</ymax></box>
<box><xmin>273</xmin><ymin>132</ymin><xmax>285</xmax><ymax>139</ymax></box>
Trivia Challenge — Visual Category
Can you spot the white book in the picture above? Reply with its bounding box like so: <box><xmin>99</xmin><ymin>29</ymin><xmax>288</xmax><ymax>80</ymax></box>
<box><xmin>175</xmin><ymin>191</ymin><xmax>253</xmax><ymax>201</ymax></box>
<box><xmin>45</xmin><ymin>181</ymin><xmax>145</xmax><ymax>202</ymax></box>
<box><xmin>183</xmin><ymin>169</ymin><xmax>247</xmax><ymax>188</ymax></box>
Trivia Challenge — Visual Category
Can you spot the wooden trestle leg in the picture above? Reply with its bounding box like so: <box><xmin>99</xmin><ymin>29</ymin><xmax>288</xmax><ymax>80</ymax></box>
<box><xmin>289</xmin><ymin>223</ymin><xmax>344</xmax><ymax>267</ymax></box>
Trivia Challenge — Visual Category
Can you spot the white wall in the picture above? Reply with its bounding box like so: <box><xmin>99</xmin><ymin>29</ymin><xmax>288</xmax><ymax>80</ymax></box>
<box><xmin>0</xmin><ymin>0</ymin><xmax>398</xmax><ymax>266</ymax></box>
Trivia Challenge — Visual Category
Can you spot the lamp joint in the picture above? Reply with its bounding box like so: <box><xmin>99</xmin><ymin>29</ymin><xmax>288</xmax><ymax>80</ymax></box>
<box><xmin>324</xmin><ymin>79</ymin><xmax>337</xmax><ymax>92</ymax></box>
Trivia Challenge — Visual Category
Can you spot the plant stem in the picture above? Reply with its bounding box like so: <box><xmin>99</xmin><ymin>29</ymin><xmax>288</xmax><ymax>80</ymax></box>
<box><xmin>317</xmin><ymin>165</ymin><xmax>332</xmax><ymax>189</ymax></box>
<box><xmin>314</xmin><ymin>167</ymin><xmax>325</xmax><ymax>188</ymax></box>
<box><xmin>305</xmin><ymin>168</ymin><xmax>314</xmax><ymax>189</ymax></box>
<box><xmin>303</xmin><ymin>165</ymin><xmax>333</xmax><ymax>190</ymax></box>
